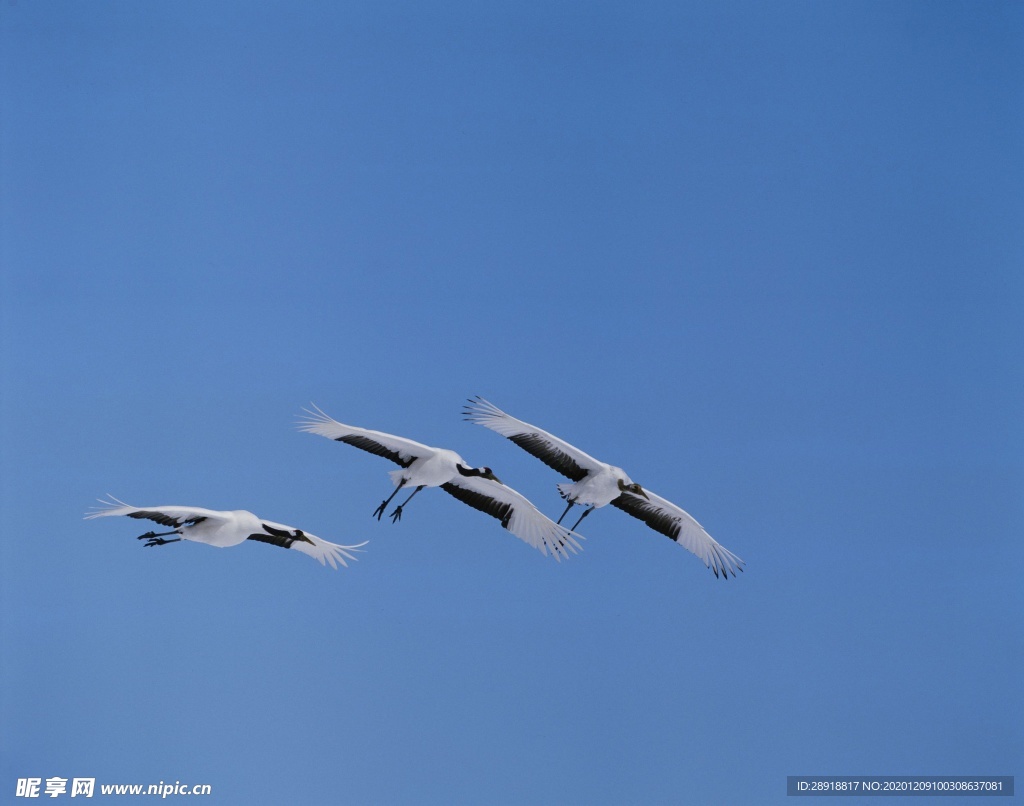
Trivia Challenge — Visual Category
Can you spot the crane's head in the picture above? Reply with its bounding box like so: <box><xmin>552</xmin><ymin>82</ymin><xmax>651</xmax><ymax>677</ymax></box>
<box><xmin>291</xmin><ymin>529</ymin><xmax>315</xmax><ymax>545</ymax></box>
<box><xmin>478</xmin><ymin>466</ymin><xmax>502</xmax><ymax>484</ymax></box>
<box><xmin>456</xmin><ymin>464</ymin><xmax>503</xmax><ymax>485</ymax></box>
<box><xmin>618</xmin><ymin>479</ymin><xmax>648</xmax><ymax>499</ymax></box>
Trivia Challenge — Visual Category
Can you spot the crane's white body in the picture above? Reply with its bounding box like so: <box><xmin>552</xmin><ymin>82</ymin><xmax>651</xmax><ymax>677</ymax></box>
<box><xmin>464</xmin><ymin>397</ymin><xmax>744</xmax><ymax>579</ymax></box>
<box><xmin>387</xmin><ymin>447</ymin><xmax>469</xmax><ymax>490</ymax></box>
<box><xmin>556</xmin><ymin>467</ymin><xmax>634</xmax><ymax>510</ymax></box>
<box><xmin>298</xmin><ymin>405</ymin><xmax>583</xmax><ymax>560</ymax></box>
<box><xmin>86</xmin><ymin>498</ymin><xmax>366</xmax><ymax>570</ymax></box>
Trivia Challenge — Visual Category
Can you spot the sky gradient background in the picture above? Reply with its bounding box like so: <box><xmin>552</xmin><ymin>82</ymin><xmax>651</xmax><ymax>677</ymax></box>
<box><xmin>1</xmin><ymin>2</ymin><xmax>1021</xmax><ymax>804</ymax></box>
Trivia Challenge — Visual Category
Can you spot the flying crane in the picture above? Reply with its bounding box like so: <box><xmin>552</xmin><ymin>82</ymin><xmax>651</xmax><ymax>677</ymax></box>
<box><xmin>298</xmin><ymin>405</ymin><xmax>583</xmax><ymax>561</ymax></box>
<box><xmin>86</xmin><ymin>496</ymin><xmax>367</xmax><ymax>570</ymax></box>
<box><xmin>463</xmin><ymin>397</ymin><xmax>743</xmax><ymax>578</ymax></box>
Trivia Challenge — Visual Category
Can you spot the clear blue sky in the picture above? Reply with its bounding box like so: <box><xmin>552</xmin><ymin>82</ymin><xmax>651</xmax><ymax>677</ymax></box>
<box><xmin>1</xmin><ymin>2</ymin><xmax>1021</xmax><ymax>804</ymax></box>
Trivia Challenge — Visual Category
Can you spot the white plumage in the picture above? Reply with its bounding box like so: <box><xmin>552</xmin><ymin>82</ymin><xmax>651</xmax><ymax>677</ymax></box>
<box><xmin>298</xmin><ymin>405</ymin><xmax>583</xmax><ymax>560</ymax></box>
<box><xmin>464</xmin><ymin>397</ymin><xmax>744</xmax><ymax>579</ymax></box>
<box><xmin>86</xmin><ymin>496</ymin><xmax>367</xmax><ymax>570</ymax></box>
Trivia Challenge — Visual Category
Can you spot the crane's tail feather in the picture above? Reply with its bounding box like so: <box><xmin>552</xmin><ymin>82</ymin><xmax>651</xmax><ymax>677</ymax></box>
<box><xmin>296</xmin><ymin>402</ymin><xmax>338</xmax><ymax>433</ymax></box>
<box><xmin>84</xmin><ymin>495</ymin><xmax>135</xmax><ymax>519</ymax></box>
<box><xmin>556</xmin><ymin>482</ymin><xmax>576</xmax><ymax>501</ymax></box>
<box><xmin>462</xmin><ymin>396</ymin><xmax>524</xmax><ymax>437</ymax></box>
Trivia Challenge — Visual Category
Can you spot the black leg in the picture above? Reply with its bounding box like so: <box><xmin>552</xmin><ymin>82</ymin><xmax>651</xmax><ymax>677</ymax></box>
<box><xmin>556</xmin><ymin>499</ymin><xmax>575</xmax><ymax>525</ymax></box>
<box><xmin>390</xmin><ymin>485</ymin><xmax>424</xmax><ymax>523</ymax></box>
<box><xmin>569</xmin><ymin>506</ymin><xmax>595</xmax><ymax>532</ymax></box>
<box><xmin>137</xmin><ymin>529</ymin><xmax>180</xmax><ymax>541</ymax></box>
<box><xmin>374</xmin><ymin>480</ymin><xmax>406</xmax><ymax>520</ymax></box>
<box><xmin>143</xmin><ymin>536</ymin><xmax>181</xmax><ymax>547</ymax></box>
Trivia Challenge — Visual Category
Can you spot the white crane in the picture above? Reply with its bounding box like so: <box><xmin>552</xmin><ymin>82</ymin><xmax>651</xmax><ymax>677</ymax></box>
<box><xmin>463</xmin><ymin>397</ymin><xmax>744</xmax><ymax>579</ymax></box>
<box><xmin>86</xmin><ymin>496</ymin><xmax>367</xmax><ymax>570</ymax></box>
<box><xmin>298</xmin><ymin>405</ymin><xmax>583</xmax><ymax>560</ymax></box>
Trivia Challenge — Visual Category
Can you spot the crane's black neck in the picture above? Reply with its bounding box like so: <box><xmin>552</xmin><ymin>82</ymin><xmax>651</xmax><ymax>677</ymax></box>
<box><xmin>456</xmin><ymin>464</ymin><xmax>499</xmax><ymax>482</ymax></box>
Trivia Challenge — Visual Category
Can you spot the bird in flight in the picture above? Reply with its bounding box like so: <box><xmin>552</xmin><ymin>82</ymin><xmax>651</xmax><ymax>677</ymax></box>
<box><xmin>463</xmin><ymin>396</ymin><xmax>744</xmax><ymax>579</ymax></box>
<box><xmin>86</xmin><ymin>496</ymin><xmax>367</xmax><ymax>570</ymax></box>
<box><xmin>298</xmin><ymin>405</ymin><xmax>583</xmax><ymax>560</ymax></box>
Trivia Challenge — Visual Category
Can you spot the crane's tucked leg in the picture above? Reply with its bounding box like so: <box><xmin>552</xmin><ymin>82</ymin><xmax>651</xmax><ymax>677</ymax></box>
<box><xmin>569</xmin><ymin>506</ymin><xmax>595</xmax><ymax>532</ymax></box>
<box><xmin>374</xmin><ymin>480</ymin><xmax>407</xmax><ymax>520</ymax></box>
<box><xmin>556</xmin><ymin>499</ymin><xmax>575</xmax><ymax>525</ymax></box>
<box><xmin>141</xmin><ymin>532</ymin><xmax>182</xmax><ymax>547</ymax></box>
<box><xmin>390</xmin><ymin>485</ymin><xmax>425</xmax><ymax>523</ymax></box>
<box><xmin>137</xmin><ymin>529</ymin><xmax>180</xmax><ymax>541</ymax></box>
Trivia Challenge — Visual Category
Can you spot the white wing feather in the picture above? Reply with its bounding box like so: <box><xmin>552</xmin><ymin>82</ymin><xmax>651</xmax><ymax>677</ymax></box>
<box><xmin>298</xmin><ymin>404</ymin><xmax>432</xmax><ymax>467</ymax></box>
<box><xmin>84</xmin><ymin>496</ymin><xmax>229</xmax><ymax>526</ymax></box>
<box><xmin>463</xmin><ymin>397</ymin><xmax>605</xmax><ymax>480</ymax></box>
<box><xmin>616</xmin><ymin>490</ymin><xmax>745</xmax><ymax>578</ymax></box>
<box><xmin>260</xmin><ymin>519</ymin><xmax>368</xmax><ymax>570</ymax></box>
<box><xmin>443</xmin><ymin>474</ymin><xmax>584</xmax><ymax>561</ymax></box>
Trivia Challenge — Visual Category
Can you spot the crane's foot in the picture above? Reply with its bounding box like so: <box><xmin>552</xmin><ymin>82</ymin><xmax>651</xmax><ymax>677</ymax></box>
<box><xmin>143</xmin><ymin>537</ymin><xmax>181</xmax><ymax>548</ymax></box>
<box><xmin>390</xmin><ymin>506</ymin><xmax>404</xmax><ymax>523</ymax></box>
<box><xmin>373</xmin><ymin>501</ymin><xmax>388</xmax><ymax>520</ymax></box>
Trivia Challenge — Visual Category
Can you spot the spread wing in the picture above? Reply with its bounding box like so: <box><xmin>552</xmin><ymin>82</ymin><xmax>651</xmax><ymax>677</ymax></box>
<box><xmin>298</xmin><ymin>404</ymin><xmax>430</xmax><ymax>468</ymax></box>
<box><xmin>611</xmin><ymin>490</ymin><xmax>744</xmax><ymax>579</ymax></box>
<box><xmin>249</xmin><ymin>519</ymin><xmax>368</xmax><ymax>570</ymax></box>
<box><xmin>440</xmin><ymin>475</ymin><xmax>584</xmax><ymax>561</ymax></box>
<box><xmin>463</xmin><ymin>397</ymin><xmax>602</xmax><ymax>481</ymax></box>
<box><xmin>84</xmin><ymin>496</ymin><xmax>225</xmax><ymax>528</ymax></box>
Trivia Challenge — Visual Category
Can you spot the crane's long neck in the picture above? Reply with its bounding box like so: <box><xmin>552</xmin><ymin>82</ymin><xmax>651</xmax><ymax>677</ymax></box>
<box><xmin>456</xmin><ymin>464</ymin><xmax>501</xmax><ymax>483</ymax></box>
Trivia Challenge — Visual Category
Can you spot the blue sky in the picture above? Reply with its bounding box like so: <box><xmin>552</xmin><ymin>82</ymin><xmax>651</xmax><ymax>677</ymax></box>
<box><xmin>1</xmin><ymin>2</ymin><xmax>1021</xmax><ymax>804</ymax></box>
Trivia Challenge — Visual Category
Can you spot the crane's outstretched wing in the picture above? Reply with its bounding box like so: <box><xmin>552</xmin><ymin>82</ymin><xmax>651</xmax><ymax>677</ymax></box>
<box><xmin>611</xmin><ymin>490</ymin><xmax>744</xmax><ymax>579</ymax></box>
<box><xmin>251</xmin><ymin>519</ymin><xmax>368</xmax><ymax>570</ymax></box>
<box><xmin>463</xmin><ymin>397</ymin><xmax>603</xmax><ymax>481</ymax></box>
<box><xmin>440</xmin><ymin>475</ymin><xmax>584</xmax><ymax>561</ymax></box>
<box><xmin>298</xmin><ymin>405</ymin><xmax>429</xmax><ymax>468</ymax></box>
<box><xmin>84</xmin><ymin>496</ymin><xmax>225</xmax><ymax>528</ymax></box>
